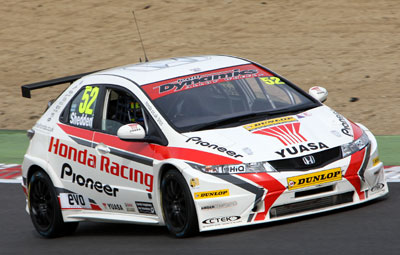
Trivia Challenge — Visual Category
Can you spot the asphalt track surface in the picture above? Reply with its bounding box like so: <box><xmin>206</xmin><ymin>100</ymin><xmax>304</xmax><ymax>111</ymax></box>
<box><xmin>1</xmin><ymin>183</ymin><xmax>399</xmax><ymax>255</ymax></box>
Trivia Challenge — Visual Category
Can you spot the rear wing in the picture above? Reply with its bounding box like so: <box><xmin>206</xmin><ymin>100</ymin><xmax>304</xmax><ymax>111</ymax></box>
<box><xmin>21</xmin><ymin>70</ymin><xmax>100</xmax><ymax>98</ymax></box>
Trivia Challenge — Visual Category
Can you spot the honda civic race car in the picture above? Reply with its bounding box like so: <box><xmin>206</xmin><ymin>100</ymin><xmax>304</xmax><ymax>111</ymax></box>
<box><xmin>21</xmin><ymin>55</ymin><xmax>388</xmax><ymax>238</ymax></box>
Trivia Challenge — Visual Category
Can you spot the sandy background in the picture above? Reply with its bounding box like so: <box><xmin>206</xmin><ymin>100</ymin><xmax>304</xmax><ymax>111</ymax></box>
<box><xmin>0</xmin><ymin>0</ymin><xmax>399</xmax><ymax>134</ymax></box>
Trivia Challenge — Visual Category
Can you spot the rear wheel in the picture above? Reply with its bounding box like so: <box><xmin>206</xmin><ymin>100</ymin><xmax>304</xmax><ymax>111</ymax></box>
<box><xmin>28</xmin><ymin>170</ymin><xmax>78</xmax><ymax>238</ymax></box>
<box><xmin>161</xmin><ymin>169</ymin><xmax>198</xmax><ymax>237</ymax></box>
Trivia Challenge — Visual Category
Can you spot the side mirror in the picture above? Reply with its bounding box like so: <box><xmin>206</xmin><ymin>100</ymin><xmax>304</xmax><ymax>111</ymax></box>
<box><xmin>309</xmin><ymin>86</ymin><xmax>328</xmax><ymax>103</ymax></box>
<box><xmin>117</xmin><ymin>123</ymin><xmax>146</xmax><ymax>140</ymax></box>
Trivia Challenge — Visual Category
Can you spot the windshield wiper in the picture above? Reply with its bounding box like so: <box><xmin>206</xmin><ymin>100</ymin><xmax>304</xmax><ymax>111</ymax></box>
<box><xmin>264</xmin><ymin>104</ymin><xmax>317</xmax><ymax>116</ymax></box>
<box><xmin>190</xmin><ymin>112</ymin><xmax>269</xmax><ymax>131</ymax></box>
<box><xmin>189</xmin><ymin>104</ymin><xmax>318</xmax><ymax>132</ymax></box>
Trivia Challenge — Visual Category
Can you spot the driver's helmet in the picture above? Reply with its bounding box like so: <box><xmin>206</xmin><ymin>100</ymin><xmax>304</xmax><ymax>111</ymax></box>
<box><xmin>129</xmin><ymin>101</ymin><xmax>144</xmax><ymax>124</ymax></box>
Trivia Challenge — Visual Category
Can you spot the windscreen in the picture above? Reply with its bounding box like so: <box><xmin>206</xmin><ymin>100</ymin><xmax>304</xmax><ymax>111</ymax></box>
<box><xmin>141</xmin><ymin>64</ymin><xmax>317</xmax><ymax>132</ymax></box>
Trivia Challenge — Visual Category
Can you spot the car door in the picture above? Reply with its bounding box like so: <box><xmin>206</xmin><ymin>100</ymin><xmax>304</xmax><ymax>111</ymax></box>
<box><xmin>51</xmin><ymin>84</ymin><xmax>107</xmax><ymax>210</ymax></box>
<box><xmin>91</xmin><ymin>86</ymin><xmax>158</xmax><ymax>215</ymax></box>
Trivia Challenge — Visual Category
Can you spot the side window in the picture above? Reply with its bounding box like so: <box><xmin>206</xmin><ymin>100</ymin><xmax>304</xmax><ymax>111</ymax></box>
<box><xmin>68</xmin><ymin>85</ymin><xmax>100</xmax><ymax>129</ymax></box>
<box><xmin>101</xmin><ymin>88</ymin><xmax>145</xmax><ymax>135</ymax></box>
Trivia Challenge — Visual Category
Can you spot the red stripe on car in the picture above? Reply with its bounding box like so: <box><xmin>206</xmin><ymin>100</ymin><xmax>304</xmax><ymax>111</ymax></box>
<box><xmin>90</xmin><ymin>203</ymin><xmax>102</xmax><ymax>211</ymax></box>
<box><xmin>350</xmin><ymin>122</ymin><xmax>363</xmax><ymax>140</ymax></box>
<box><xmin>58</xmin><ymin>123</ymin><xmax>242</xmax><ymax>166</ymax></box>
<box><xmin>58</xmin><ymin>123</ymin><xmax>94</xmax><ymax>141</ymax></box>
<box><xmin>344</xmin><ymin>148</ymin><xmax>366</xmax><ymax>200</ymax></box>
<box><xmin>238</xmin><ymin>173</ymin><xmax>285</xmax><ymax>221</ymax></box>
<box><xmin>343</xmin><ymin>121</ymin><xmax>367</xmax><ymax>200</ymax></box>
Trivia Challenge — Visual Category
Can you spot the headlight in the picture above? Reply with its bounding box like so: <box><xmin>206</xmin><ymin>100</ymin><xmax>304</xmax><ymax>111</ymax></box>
<box><xmin>341</xmin><ymin>131</ymin><xmax>369</xmax><ymax>158</ymax></box>
<box><xmin>189</xmin><ymin>162</ymin><xmax>277</xmax><ymax>174</ymax></box>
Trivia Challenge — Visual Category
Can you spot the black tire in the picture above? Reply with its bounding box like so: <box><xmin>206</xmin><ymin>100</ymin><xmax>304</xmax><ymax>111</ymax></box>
<box><xmin>161</xmin><ymin>169</ymin><xmax>199</xmax><ymax>237</ymax></box>
<box><xmin>28</xmin><ymin>170</ymin><xmax>79</xmax><ymax>238</ymax></box>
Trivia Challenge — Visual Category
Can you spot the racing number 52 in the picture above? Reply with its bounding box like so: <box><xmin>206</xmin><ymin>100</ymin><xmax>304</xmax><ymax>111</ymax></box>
<box><xmin>79</xmin><ymin>86</ymin><xmax>99</xmax><ymax>115</ymax></box>
<box><xmin>260</xmin><ymin>77</ymin><xmax>285</xmax><ymax>85</ymax></box>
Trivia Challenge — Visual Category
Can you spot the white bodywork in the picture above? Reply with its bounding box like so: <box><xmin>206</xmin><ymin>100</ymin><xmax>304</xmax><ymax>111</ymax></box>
<box><xmin>22</xmin><ymin>55</ymin><xmax>388</xmax><ymax>232</ymax></box>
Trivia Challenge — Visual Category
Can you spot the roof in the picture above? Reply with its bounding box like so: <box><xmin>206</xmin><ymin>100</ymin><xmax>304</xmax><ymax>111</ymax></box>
<box><xmin>95</xmin><ymin>55</ymin><xmax>250</xmax><ymax>86</ymax></box>
<box><xmin>21</xmin><ymin>55</ymin><xmax>250</xmax><ymax>98</ymax></box>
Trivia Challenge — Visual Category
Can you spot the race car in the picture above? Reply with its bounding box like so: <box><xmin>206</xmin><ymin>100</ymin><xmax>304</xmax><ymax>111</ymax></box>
<box><xmin>20</xmin><ymin>55</ymin><xmax>388</xmax><ymax>238</ymax></box>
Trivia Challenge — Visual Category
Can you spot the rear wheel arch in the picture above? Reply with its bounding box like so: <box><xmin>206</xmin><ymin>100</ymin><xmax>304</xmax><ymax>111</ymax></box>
<box><xmin>27</xmin><ymin>168</ymin><xmax>79</xmax><ymax>237</ymax></box>
<box><xmin>27</xmin><ymin>165</ymin><xmax>46</xmax><ymax>186</ymax></box>
<box><xmin>26</xmin><ymin>164</ymin><xmax>63</xmax><ymax>189</ymax></box>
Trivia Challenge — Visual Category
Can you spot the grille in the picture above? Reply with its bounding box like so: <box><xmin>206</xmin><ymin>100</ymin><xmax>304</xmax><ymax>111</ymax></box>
<box><xmin>269</xmin><ymin>191</ymin><xmax>354</xmax><ymax>218</ymax></box>
<box><xmin>295</xmin><ymin>185</ymin><xmax>334</xmax><ymax>198</ymax></box>
<box><xmin>268</xmin><ymin>146</ymin><xmax>342</xmax><ymax>171</ymax></box>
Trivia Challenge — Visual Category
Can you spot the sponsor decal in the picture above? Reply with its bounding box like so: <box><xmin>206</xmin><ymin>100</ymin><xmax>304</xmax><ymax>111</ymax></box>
<box><xmin>144</xmin><ymin>101</ymin><xmax>164</xmax><ymax>126</ymax></box>
<box><xmin>158</xmin><ymin>69</ymin><xmax>258</xmax><ymax>94</ymax></box>
<box><xmin>275</xmin><ymin>142</ymin><xmax>329</xmax><ymax>158</ymax></box>
<box><xmin>59</xmin><ymin>193</ymin><xmax>91</xmax><ymax>209</ymax></box>
<box><xmin>202</xmin><ymin>216</ymin><xmax>241</xmax><ymax>225</ymax></box>
<box><xmin>68</xmin><ymin>86</ymin><xmax>99</xmax><ymax>128</ymax></box>
<box><xmin>142</xmin><ymin>64</ymin><xmax>272</xmax><ymax>100</ymax></box>
<box><xmin>287</xmin><ymin>168</ymin><xmax>342</xmax><ymax>190</ymax></box>
<box><xmin>370</xmin><ymin>183</ymin><xmax>385</xmax><ymax>193</ymax></box>
<box><xmin>243</xmin><ymin>116</ymin><xmax>297</xmax><ymax>132</ymax></box>
<box><xmin>252</xmin><ymin>122</ymin><xmax>307</xmax><ymax>146</ymax></box>
<box><xmin>135</xmin><ymin>201</ymin><xmax>156</xmax><ymax>215</ymax></box>
<box><xmin>125</xmin><ymin>203</ymin><xmax>136</xmax><ymax>212</ymax></box>
<box><xmin>194</xmin><ymin>189</ymin><xmax>229</xmax><ymax>200</ymax></box>
<box><xmin>222</xmin><ymin>164</ymin><xmax>246</xmax><ymax>173</ymax></box>
<box><xmin>372</xmin><ymin>157</ymin><xmax>380</xmax><ymax>166</ymax></box>
<box><xmin>69</xmin><ymin>112</ymin><xmax>94</xmax><ymax>127</ymax></box>
<box><xmin>48</xmin><ymin>137</ymin><xmax>153</xmax><ymax>192</ymax></box>
<box><xmin>296</xmin><ymin>112</ymin><xmax>312</xmax><ymax>119</ymax></box>
<box><xmin>61</xmin><ymin>163</ymin><xmax>119</xmax><ymax>197</ymax></box>
<box><xmin>190</xmin><ymin>178</ymin><xmax>200</xmax><ymax>188</ymax></box>
<box><xmin>87</xmin><ymin>198</ymin><xmax>102</xmax><ymax>211</ymax></box>
<box><xmin>127</xmin><ymin>123</ymin><xmax>142</xmax><ymax>133</ymax></box>
<box><xmin>310</xmin><ymin>86</ymin><xmax>325</xmax><ymax>94</ymax></box>
<box><xmin>103</xmin><ymin>203</ymin><xmax>124</xmax><ymax>211</ymax></box>
<box><xmin>259</xmin><ymin>76</ymin><xmax>285</xmax><ymax>85</ymax></box>
<box><xmin>332</xmin><ymin>110</ymin><xmax>353</xmax><ymax>137</ymax></box>
<box><xmin>49</xmin><ymin>137</ymin><xmax>96</xmax><ymax>168</ymax></box>
<box><xmin>47</xmin><ymin>88</ymin><xmax>76</xmax><ymax>122</ymax></box>
<box><xmin>100</xmin><ymin>156</ymin><xmax>153</xmax><ymax>192</ymax></box>
<box><xmin>34</xmin><ymin>122</ymin><xmax>54</xmax><ymax>132</ymax></box>
<box><xmin>201</xmin><ymin>201</ymin><xmax>238</xmax><ymax>210</ymax></box>
<box><xmin>103</xmin><ymin>154</ymin><xmax>151</xmax><ymax>190</ymax></box>
<box><xmin>186</xmin><ymin>137</ymin><xmax>243</xmax><ymax>158</ymax></box>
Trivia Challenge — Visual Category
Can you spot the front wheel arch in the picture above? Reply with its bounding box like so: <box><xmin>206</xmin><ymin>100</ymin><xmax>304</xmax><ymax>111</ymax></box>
<box><xmin>160</xmin><ymin>169</ymin><xmax>199</xmax><ymax>237</ymax></box>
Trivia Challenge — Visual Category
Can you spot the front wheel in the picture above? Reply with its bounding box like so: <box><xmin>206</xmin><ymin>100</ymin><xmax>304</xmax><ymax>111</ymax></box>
<box><xmin>161</xmin><ymin>169</ymin><xmax>198</xmax><ymax>237</ymax></box>
<box><xmin>28</xmin><ymin>170</ymin><xmax>78</xmax><ymax>238</ymax></box>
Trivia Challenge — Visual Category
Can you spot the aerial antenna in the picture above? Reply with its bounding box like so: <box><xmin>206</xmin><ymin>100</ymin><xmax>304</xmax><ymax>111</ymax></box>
<box><xmin>131</xmin><ymin>10</ymin><xmax>149</xmax><ymax>62</ymax></box>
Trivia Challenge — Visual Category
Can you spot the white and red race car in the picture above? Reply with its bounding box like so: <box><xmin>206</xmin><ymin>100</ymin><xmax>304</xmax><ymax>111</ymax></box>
<box><xmin>21</xmin><ymin>55</ymin><xmax>388</xmax><ymax>237</ymax></box>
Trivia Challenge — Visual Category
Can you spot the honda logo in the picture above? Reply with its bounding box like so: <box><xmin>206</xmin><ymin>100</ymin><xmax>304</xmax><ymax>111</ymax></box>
<box><xmin>302</xmin><ymin>155</ymin><xmax>316</xmax><ymax>165</ymax></box>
